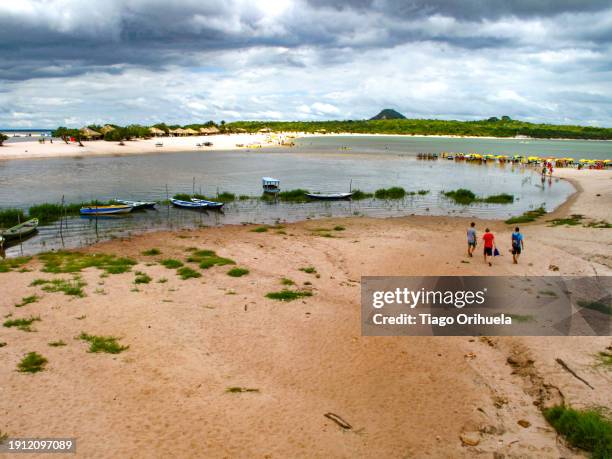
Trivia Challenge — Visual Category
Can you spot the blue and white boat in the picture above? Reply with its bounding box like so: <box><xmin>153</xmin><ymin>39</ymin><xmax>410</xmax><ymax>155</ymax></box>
<box><xmin>116</xmin><ymin>199</ymin><xmax>157</xmax><ymax>210</ymax></box>
<box><xmin>80</xmin><ymin>205</ymin><xmax>133</xmax><ymax>216</ymax></box>
<box><xmin>170</xmin><ymin>198</ymin><xmax>224</xmax><ymax>210</ymax></box>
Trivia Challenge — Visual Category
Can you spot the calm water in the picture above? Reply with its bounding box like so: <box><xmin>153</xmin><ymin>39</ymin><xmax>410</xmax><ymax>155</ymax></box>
<box><xmin>1</xmin><ymin>135</ymin><xmax>586</xmax><ymax>256</ymax></box>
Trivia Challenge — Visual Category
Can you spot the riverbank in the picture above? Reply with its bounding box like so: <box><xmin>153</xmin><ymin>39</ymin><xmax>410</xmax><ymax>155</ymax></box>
<box><xmin>1</xmin><ymin>171</ymin><xmax>610</xmax><ymax>457</ymax></box>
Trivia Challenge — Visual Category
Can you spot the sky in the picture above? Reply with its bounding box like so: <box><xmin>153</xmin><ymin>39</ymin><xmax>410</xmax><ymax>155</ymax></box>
<box><xmin>1</xmin><ymin>0</ymin><xmax>612</xmax><ymax>128</ymax></box>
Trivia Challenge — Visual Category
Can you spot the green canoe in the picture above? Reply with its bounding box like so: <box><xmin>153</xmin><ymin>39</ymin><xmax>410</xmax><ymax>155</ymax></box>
<box><xmin>0</xmin><ymin>218</ymin><xmax>39</xmax><ymax>241</ymax></box>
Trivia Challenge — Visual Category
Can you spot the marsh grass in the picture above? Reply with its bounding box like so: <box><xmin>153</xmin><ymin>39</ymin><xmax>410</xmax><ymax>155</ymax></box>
<box><xmin>351</xmin><ymin>189</ymin><xmax>374</xmax><ymax>200</ymax></box>
<box><xmin>38</xmin><ymin>251</ymin><xmax>136</xmax><ymax>274</ymax></box>
<box><xmin>161</xmin><ymin>259</ymin><xmax>184</xmax><ymax>269</ymax></box>
<box><xmin>78</xmin><ymin>332</ymin><xmax>129</xmax><ymax>354</ymax></box>
<box><xmin>375</xmin><ymin>187</ymin><xmax>406</xmax><ymax>199</ymax></box>
<box><xmin>548</xmin><ymin>215</ymin><xmax>584</xmax><ymax>226</ymax></box>
<box><xmin>227</xmin><ymin>267</ymin><xmax>249</xmax><ymax>277</ymax></box>
<box><xmin>277</xmin><ymin>189</ymin><xmax>309</xmax><ymax>202</ymax></box>
<box><xmin>505</xmin><ymin>206</ymin><xmax>546</xmax><ymax>224</ymax></box>
<box><xmin>15</xmin><ymin>295</ymin><xmax>40</xmax><ymax>307</ymax></box>
<box><xmin>0</xmin><ymin>208</ymin><xmax>27</xmax><ymax>227</ymax></box>
<box><xmin>444</xmin><ymin>189</ymin><xmax>515</xmax><ymax>205</ymax></box>
<box><xmin>17</xmin><ymin>352</ymin><xmax>47</xmax><ymax>373</ymax></box>
<box><xmin>33</xmin><ymin>278</ymin><xmax>86</xmax><ymax>297</ymax></box>
<box><xmin>543</xmin><ymin>405</ymin><xmax>612</xmax><ymax>459</ymax></box>
<box><xmin>3</xmin><ymin>316</ymin><xmax>41</xmax><ymax>332</ymax></box>
<box><xmin>48</xmin><ymin>340</ymin><xmax>67</xmax><ymax>347</ymax></box>
<box><xmin>134</xmin><ymin>271</ymin><xmax>152</xmax><ymax>284</ymax></box>
<box><xmin>141</xmin><ymin>248</ymin><xmax>161</xmax><ymax>256</ymax></box>
<box><xmin>0</xmin><ymin>256</ymin><xmax>32</xmax><ymax>273</ymax></box>
<box><xmin>266</xmin><ymin>289</ymin><xmax>313</xmax><ymax>301</ymax></box>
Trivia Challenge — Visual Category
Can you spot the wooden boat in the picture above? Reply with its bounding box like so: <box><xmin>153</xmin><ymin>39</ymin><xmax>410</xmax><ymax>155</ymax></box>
<box><xmin>80</xmin><ymin>205</ymin><xmax>133</xmax><ymax>216</ymax></box>
<box><xmin>170</xmin><ymin>198</ymin><xmax>224</xmax><ymax>210</ymax></box>
<box><xmin>262</xmin><ymin>177</ymin><xmax>280</xmax><ymax>194</ymax></box>
<box><xmin>1</xmin><ymin>218</ymin><xmax>39</xmax><ymax>240</ymax></box>
<box><xmin>116</xmin><ymin>200</ymin><xmax>156</xmax><ymax>210</ymax></box>
<box><xmin>305</xmin><ymin>192</ymin><xmax>354</xmax><ymax>200</ymax></box>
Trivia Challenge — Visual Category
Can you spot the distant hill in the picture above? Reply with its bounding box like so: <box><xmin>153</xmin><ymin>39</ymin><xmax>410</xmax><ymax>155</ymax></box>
<box><xmin>370</xmin><ymin>109</ymin><xmax>406</xmax><ymax>120</ymax></box>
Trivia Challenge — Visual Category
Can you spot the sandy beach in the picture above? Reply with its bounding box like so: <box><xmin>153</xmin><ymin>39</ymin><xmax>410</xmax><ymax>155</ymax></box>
<box><xmin>1</xmin><ymin>169</ymin><xmax>610</xmax><ymax>457</ymax></box>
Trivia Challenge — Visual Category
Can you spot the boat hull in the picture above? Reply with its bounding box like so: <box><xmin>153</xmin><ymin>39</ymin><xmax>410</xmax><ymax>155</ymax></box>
<box><xmin>305</xmin><ymin>193</ymin><xmax>354</xmax><ymax>200</ymax></box>
<box><xmin>80</xmin><ymin>205</ymin><xmax>133</xmax><ymax>216</ymax></box>
<box><xmin>171</xmin><ymin>198</ymin><xmax>224</xmax><ymax>210</ymax></box>
<box><xmin>116</xmin><ymin>200</ymin><xmax>157</xmax><ymax>210</ymax></box>
<box><xmin>1</xmin><ymin>218</ymin><xmax>39</xmax><ymax>240</ymax></box>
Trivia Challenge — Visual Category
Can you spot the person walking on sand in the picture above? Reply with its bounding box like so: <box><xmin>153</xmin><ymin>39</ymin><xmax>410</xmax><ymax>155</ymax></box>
<box><xmin>467</xmin><ymin>222</ymin><xmax>477</xmax><ymax>257</ymax></box>
<box><xmin>511</xmin><ymin>227</ymin><xmax>524</xmax><ymax>264</ymax></box>
<box><xmin>482</xmin><ymin>228</ymin><xmax>495</xmax><ymax>267</ymax></box>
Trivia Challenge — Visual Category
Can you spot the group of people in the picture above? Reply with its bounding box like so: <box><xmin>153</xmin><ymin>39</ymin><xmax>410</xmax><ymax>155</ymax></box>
<box><xmin>466</xmin><ymin>222</ymin><xmax>524</xmax><ymax>267</ymax></box>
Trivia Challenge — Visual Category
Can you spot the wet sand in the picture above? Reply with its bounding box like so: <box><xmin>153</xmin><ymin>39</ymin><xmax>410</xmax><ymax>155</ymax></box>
<box><xmin>0</xmin><ymin>169</ymin><xmax>610</xmax><ymax>458</ymax></box>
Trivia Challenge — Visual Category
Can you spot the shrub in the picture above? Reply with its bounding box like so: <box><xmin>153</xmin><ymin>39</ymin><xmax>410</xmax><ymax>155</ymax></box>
<box><xmin>227</xmin><ymin>267</ymin><xmax>249</xmax><ymax>277</ymax></box>
<box><xmin>18</xmin><ymin>352</ymin><xmax>47</xmax><ymax>373</ymax></box>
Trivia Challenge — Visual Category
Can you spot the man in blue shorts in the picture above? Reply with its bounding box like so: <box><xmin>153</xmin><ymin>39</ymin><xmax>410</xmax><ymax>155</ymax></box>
<box><xmin>511</xmin><ymin>227</ymin><xmax>524</xmax><ymax>264</ymax></box>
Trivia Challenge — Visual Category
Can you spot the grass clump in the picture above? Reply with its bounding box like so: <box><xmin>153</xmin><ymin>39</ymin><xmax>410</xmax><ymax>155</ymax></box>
<box><xmin>0</xmin><ymin>256</ymin><xmax>32</xmax><ymax>273</ymax></box>
<box><xmin>300</xmin><ymin>266</ymin><xmax>317</xmax><ymax>274</ymax></box>
<box><xmin>17</xmin><ymin>352</ymin><xmax>48</xmax><ymax>373</ymax></box>
<box><xmin>161</xmin><ymin>258</ymin><xmax>184</xmax><ymax>269</ymax></box>
<box><xmin>48</xmin><ymin>340</ymin><xmax>67</xmax><ymax>347</ymax></box>
<box><xmin>505</xmin><ymin>206</ymin><xmax>547</xmax><ymax>224</ymax></box>
<box><xmin>78</xmin><ymin>332</ymin><xmax>129</xmax><ymax>354</ymax></box>
<box><xmin>281</xmin><ymin>278</ymin><xmax>295</xmax><ymax>286</ymax></box>
<box><xmin>217</xmin><ymin>191</ymin><xmax>236</xmax><ymax>202</ymax></box>
<box><xmin>417</xmin><ymin>189</ymin><xmax>430</xmax><ymax>195</ymax></box>
<box><xmin>15</xmin><ymin>295</ymin><xmax>40</xmax><ymax>307</ymax></box>
<box><xmin>375</xmin><ymin>187</ymin><xmax>406</xmax><ymax>199</ymax></box>
<box><xmin>4</xmin><ymin>316</ymin><xmax>41</xmax><ymax>332</ymax></box>
<box><xmin>251</xmin><ymin>226</ymin><xmax>269</xmax><ymax>233</ymax></box>
<box><xmin>134</xmin><ymin>271</ymin><xmax>152</xmax><ymax>284</ymax></box>
<box><xmin>333</xmin><ymin>225</ymin><xmax>345</xmax><ymax>231</ymax></box>
<box><xmin>482</xmin><ymin>193</ymin><xmax>514</xmax><ymax>204</ymax></box>
<box><xmin>226</xmin><ymin>387</ymin><xmax>260</xmax><ymax>393</ymax></box>
<box><xmin>277</xmin><ymin>189</ymin><xmax>309</xmax><ymax>202</ymax></box>
<box><xmin>187</xmin><ymin>250</ymin><xmax>235</xmax><ymax>269</ymax></box>
<box><xmin>38</xmin><ymin>251</ymin><xmax>136</xmax><ymax>274</ymax></box>
<box><xmin>266</xmin><ymin>289</ymin><xmax>313</xmax><ymax>301</ymax></box>
<box><xmin>33</xmin><ymin>278</ymin><xmax>86</xmax><ymax>297</ymax></box>
<box><xmin>177</xmin><ymin>267</ymin><xmax>201</xmax><ymax>279</ymax></box>
<box><xmin>577</xmin><ymin>299</ymin><xmax>611</xmax><ymax>315</ymax></box>
<box><xmin>227</xmin><ymin>267</ymin><xmax>249</xmax><ymax>277</ymax></box>
<box><xmin>443</xmin><ymin>188</ymin><xmax>477</xmax><ymax>204</ymax></box>
<box><xmin>351</xmin><ymin>189</ymin><xmax>374</xmax><ymax>200</ymax></box>
<box><xmin>543</xmin><ymin>405</ymin><xmax>612</xmax><ymax>459</ymax></box>
<box><xmin>586</xmin><ymin>220</ymin><xmax>612</xmax><ymax>229</ymax></box>
<box><xmin>596</xmin><ymin>349</ymin><xmax>612</xmax><ymax>368</ymax></box>
<box><xmin>142</xmin><ymin>248</ymin><xmax>161</xmax><ymax>256</ymax></box>
<box><xmin>548</xmin><ymin>214</ymin><xmax>584</xmax><ymax>226</ymax></box>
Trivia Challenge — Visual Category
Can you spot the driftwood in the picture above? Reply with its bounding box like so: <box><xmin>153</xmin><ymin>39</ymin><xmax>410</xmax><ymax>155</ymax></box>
<box><xmin>324</xmin><ymin>412</ymin><xmax>352</xmax><ymax>430</ymax></box>
<box><xmin>555</xmin><ymin>358</ymin><xmax>594</xmax><ymax>390</ymax></box>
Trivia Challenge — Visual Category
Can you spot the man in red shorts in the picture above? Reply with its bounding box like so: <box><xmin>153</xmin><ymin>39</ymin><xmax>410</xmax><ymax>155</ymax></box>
<box><xmin>482</xmin><ymin>228</ymin><xmax>495</xmax><ymax>267</ymax></box>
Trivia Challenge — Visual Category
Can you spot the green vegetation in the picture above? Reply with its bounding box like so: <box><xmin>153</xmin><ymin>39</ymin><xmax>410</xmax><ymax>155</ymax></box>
<box><xmin>281</xmin><ymin>278</ymin><xmax>295</xmax><ymax>286</ymax></box>
<box><xmin>251</xmin><ymin>226</ymin><xmax>268</xmax><ymax>232</ymax></box>
<box><xmin>217</xmin><ymin>191</ymin><xmax>236</xmax><ymax>202</ymax></box>
<box><xmin>177</xmin><ymin>267</ymin><xmax>201</xmax><ymax>279</ymax></box>
<box><xmin>0</xmin><ymin>256</ymin><xmax>32</xmax><ymax>273</ymax></box>
<box><xmin>577</xmin><ymin>299</ymin><xmax>612</xmax><ymax>315</ymax></box>
<box><xmin>507</xmin><ymin>314</ymin><xmax>534</xmax><ymax>323</ymax></box>
<box><xmin>78</xmin><ymin>332</ymin><xmax>129</xmax><ymax>354</ymax></box>
<box><xmin>187</xmin><ymin>250</ymin><xmax>235</xmax><ymax>269</ymax></box>
<box><xmin>134</xmin><ymin>271</ymin><xmax>152</xmax><ymax>284</ymax></box>
<box><xmin>227</xmin><ymin>267</ymin><xmax>249</xmax><ymax>277</ymax></box>
<box><xmin>548</xmin><ymin>215</ymin><xmax>584</xmax><ymax>226</ymax></box>
<box><xmin>48</xmin><ymin>340</ymin><xmax>67</xmax><ymax>347</ymax></box>
<box><xmin>15</xmin><ymin>295</ymin><xmax>40</xmax><ymax>307</ymax></box>
<box><xmin>17</xmin><ymin>352</ymin><xmax>48</xmax><ymax>373</ymax></box>
<box><xmin>0</xmin><ymin>208</ymin><xmax>27</xmax><ymax>227</ymax></box>
<box><xmin>350</xmin><ymin>189</ymin><xmax>374</xmax><ymax>200</ymax></box>
<box><xmin>505</xmin><ymin>206</ymin><xmax>547</xmax><ymax>224</ymax></box>
<box><xmin>142</xmin><ymin>248</ymin><xmax>161</xmax><ymax>256</ymax></box>
<box><xmin>4</xmin><ymin>316</ymin><xmax>41</xmax><ymax>332</ymax></box>
<box><xmin>543</xmin><ymin>405</ymin><xmax>612</xmax><ymax>458</ymax></box>
<box><xmin>299</xmin><ymin>266</ymin><xmax>317</xmax><ymax>274</ymax></box>
<box><xmin>278</xmin><ymin>189</ymin><xmax>310</xmax><ymax>202</ymax></box>
<box><xmin>38</xmin><ymin>251</ymin><xmax>136</xmax><ymax>274</ymax></box>
<box><xmin>225</xmin><ymin>117</ymin><xmax>612</xmax><ymax>140</ymax></box>
<box><xmin>417</xmin><ymin>189</ymin><xmax>430</xmax><ymax>195</ymax></box>
<box><xmin>161</xmin><ymin>259</ymin><xmax>184</xmax><ymax>269</ymax></box>
<box><xmin>596</xmin><ymin>349</ymin><xmax>612</xmax><ymax>368</ymax></box>
<box><xmin>586</xmin><ymin>220</ymin><xmax>612</xmax><ymax>229</ymax></box>
<box><xmin>333</xmin><ymin>226</ymin><xmax>345</xmax><ymax>231</ymax></box>
<box><xmin>444</xmin><ymin>189</ymin><xmax>514</xmax><ymax>205</ymax></box>
<box><xmin>266</xmin><ymin>289</ymin><xmax>313</xmax><ymax>301</ymax></box>
<box><xmin>0</xmin><ymin>132</ymin><xmax>7</xmax><ymax>146</ymax></box>
<box><xmin>375</xmin><ymin>187</ymin><xmax>406</xmax><ymax>199</ymax></box>
<box><xmin>32</xmin><ymin>277</ymin><xmax>86</xmax><ymax>297</ymax></box>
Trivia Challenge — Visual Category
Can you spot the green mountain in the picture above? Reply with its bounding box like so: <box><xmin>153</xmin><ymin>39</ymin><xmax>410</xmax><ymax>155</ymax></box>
<box><xmin>370</xmin><ymin>109</ymin><xmax>406</xmax><ymax>120</ymax></box>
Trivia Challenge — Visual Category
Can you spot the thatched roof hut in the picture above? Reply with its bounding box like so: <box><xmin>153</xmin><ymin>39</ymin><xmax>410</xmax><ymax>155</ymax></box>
<box><xmin>258</xmin><ymin>127</ymin><xmax>272</xmax><ymax>133</ymax></box>
<box><xmin>100</xmin><ymin>125</ymin><xmax>115</xmax><ymax>134</ymax></box>
<box><xmin>149</xmin><ymin>127</ymin><xmax>165</xmax><ymax>136</ymax></box>
<box><xmin>183</xmin><ymin>128</ymin><xmax>199</xmax><ymax>136</ymax></box>
<box><xmin>169</xmin><ymin>128</ymin><xmax>187</xmax><ymax>136</ymax></box>
<box><xmin>199</xmin><ymin>126</ymin><xmax>221</xmax><ymax>135</ymax></box>
<box><xmin>79</xmin><ymin>127</ymin><xmax>102</xmax><ymax>139</ymax></box>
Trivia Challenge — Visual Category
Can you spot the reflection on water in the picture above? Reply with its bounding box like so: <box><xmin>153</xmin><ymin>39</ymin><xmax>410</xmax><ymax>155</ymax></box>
<box><xmin>1</xmin><ymin>139</ymin><xmax>577</xmax><ymax>257</ymax></box>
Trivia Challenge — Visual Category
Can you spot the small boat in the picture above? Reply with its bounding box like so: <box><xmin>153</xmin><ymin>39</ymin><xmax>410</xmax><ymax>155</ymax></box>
<box><xmin>80</xmin><ymin>205</ymin><xmax>133</xmax><ymax>216</ymax></box>
<box><xmin>1</xmin><ymin>218</ymin><xmax>39</xmax><ymax>241</ymax></box>
<box><xmin>116</xmin><ymin>200</ymin><xmax>157</xmax><ymax>210</ymax></box>
<box><xmin>305</xmin><ymin>192</ymin><xmax>354</xmax><ymax>200</ymax></box>
<box><xmin>155</xmin><ymin>142</ymin><xmax>163</xmax><ymax>147</ymax></box>
<box><xmin>170</xmin><ymin>198</ymin><xmax>224</xmax><ymax>210</ymax></box>
<box><xmin>262</xmin><ymin>177</ymin><xmax>280</xmax><ymax>194</ymax></box>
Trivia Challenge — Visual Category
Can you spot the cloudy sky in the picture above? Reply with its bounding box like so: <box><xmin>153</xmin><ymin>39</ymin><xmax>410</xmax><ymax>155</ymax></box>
<box><xmin>1</xmin><ymin>0</ymin><xmax>611</xmax><ymax>128</ymax></box>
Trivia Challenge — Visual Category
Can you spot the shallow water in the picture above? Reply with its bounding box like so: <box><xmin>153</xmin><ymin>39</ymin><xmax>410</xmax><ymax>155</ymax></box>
<box><xmin>0</xmin><ymin>136</ymin><xmax>580</xmax><ymax>256</ymax></box>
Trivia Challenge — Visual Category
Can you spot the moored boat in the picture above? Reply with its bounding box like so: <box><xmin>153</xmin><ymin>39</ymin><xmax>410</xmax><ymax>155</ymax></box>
<box><xmin>190</xmin><ymin>198</ymin><xmax>225</xmax><ymax>210</ymax></box>
<box><xmin>1</xmin><ymin>218</ymin><xmax>39</xmax><ymax>241</ymax></box>
<box><xmin>170</xmin><ymin>198</ymin><xmax>224</xmax><ymax>210</ymax></box>
<box><xmin>80</xmin><ymin>205</ymin><xmax>133</xmax><ymax>216</ymax></box>
<box><xmin>262</xmin><ymin>177</ymin><xmax>280</xmax><ymax>194</ymax></box>
<box><xmin>305</xmin><ymin>192</ymin><xmax>354</xmax><ymax>200</ymax></box>
<box><xmin>116</xmin><ymin>200</ymin><xmax>157</xmax><ymax>210</ymax></box>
